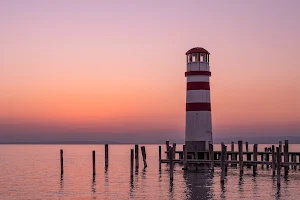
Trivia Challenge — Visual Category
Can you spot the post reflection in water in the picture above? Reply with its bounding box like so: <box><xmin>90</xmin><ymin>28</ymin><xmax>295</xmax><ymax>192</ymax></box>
<box><xmin>91</xmin><ymin>175</ymin><xmax>96</xmax><ymax>199</ymax></box>
<box><xmin>59</xmin><ymin>174</ymin><xmax>64</xmax><ymax>195</ymax></box>
<box><xmin>238</xmin><ymin>172</ymin><xmax>244</xmax><ymax>194</ymax></box>
<box><xmin>183</xmin><ymin>169</ymin><xmax>213</xmax><ymax>200</ymax></box>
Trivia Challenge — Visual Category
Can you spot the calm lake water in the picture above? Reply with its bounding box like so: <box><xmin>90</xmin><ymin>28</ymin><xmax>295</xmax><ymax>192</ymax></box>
<box><xmin>1</xmin><ymin>144</ymin><xmax>300</xmax><ymax>200</ymax></box>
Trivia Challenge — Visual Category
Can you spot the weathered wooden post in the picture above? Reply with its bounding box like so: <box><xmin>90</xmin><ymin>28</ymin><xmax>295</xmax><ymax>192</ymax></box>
<box><xmin>231</xmin><ymin>142</ymin><xmax>236</xmax><ymax>167</ymax></box>
<box><xmin>209</xmin><ymin>143</ymin><xmax>214</xmax><ymax>171</ymax></box>
<box><xmin>238</xmin><ymin>141</ymin><xmax>243</xmax><ymax>173</ymax></box>
<box><xmin>130</xmin><ymin>149</ymin><xmax>134</xmax><ymax>178</ymax></box>
<box><xmin>253</xmin><ymin>144</ymin><xmax>257</xmax><ymax>175</ymax></box>
<box><xmin>159</xmin><ymin>145</ymin><xmax>162</xmax><ymax>170</ymax></box>
<box><xmin>245</xmin><ymin>142</ymin><xmax>249</xmax><ymax>152</ymax></box>
<box><xmin>261</xmin><ymin>153</ymin><xmax>264</xmax><ymax>169</ymax></box>
<box><xmin>60</xmin><ymin>149</ymin><xmax>64</xmax><ymax>175</ymax></box>
<box><xmin>272</xmin><ymin>145</ymin><xmax>276</xmax><ymax>175</ymax></box>
<box><xmin>292</xmin><ymin>154</ymin><xmax>296</xmax><ymax>170</ymax></box>
<box><xmin>92</xmin><ymin>150</ymin><xmax>96</xmax><ymax>175</ymax></box>
<box><xmin>279</xmin><ymin>141</ymin><xmax>282</xmax><ymax>153</ymax></box>
<box><xmin>220</xmin><ymin>144</ymin><xmax>226</xmax><ymax>183</ymax></box>
<box><xmin>225</xmin><ymin>146</ymin><xmax>228</xmax><ymax>173</ymax></box>
<box><xmin>141</xmin><ymin>146</ymin><xmax>147</xmax><ymax>168</ymax></box>
<box><xmin>294</xmin><ymin>154</ymin><xmax>296</xmax><ymax>169</ymax></box>
<box><xmin>105</xmin><ymin>144</ymin><xmax>108</xmax><ymax>168</ymax></box>
<box><xmin>265</xmin><ymin>148</ymin><xmax>270</xmax><ymax>168</ymax></box>
<box><xmin>165</xmin><ymin>141</ymin><xmax>170</xmax><ymax>159</ymax></box>
<box><xmin>183</xmin><ymin>145</ymin><xmax>188</xmax><ymax>170</ymax></box>
<box><xmin>276</xmin><ymin>147</ymin><xmax>281</xmax><ymax>186</ymax></box>
<box><xmin>284</xmin><ymin>140</ymin><xmax>289</xmax><ymax>173</ymax></box>
<box><xmin>172</xmin><ymin>143</ymin><xmax>176</xmax><ymax>159</ymax></box>
<box><xmin>169</xmin><ymin>147</ymin><xmax>174</xmax><ymax>180</ymax></box>
<box><xmin>247</xmin><ymin>151</ymin><xmax>251</xmax><ymax>169</ymax></box>
<box><xmin>135</xmin><ymin>144</ymin><xmax>139</xmax><ymax>169</ymax></box>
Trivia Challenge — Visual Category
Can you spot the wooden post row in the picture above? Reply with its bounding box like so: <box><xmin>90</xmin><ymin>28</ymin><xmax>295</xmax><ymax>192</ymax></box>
<box><xmin>272</xmin><ymin>145</ymin><xmax>276</xmax><ymax>175</ymax></box>
<box><xmin>141</xmin><ymin>146</ymin><xmax>147</xmax><ymax>168</ymax></box>
<box><xmin>159</xmin><ymin>145</ymin><xmax>162</xmax><ymax>170</ymax></box>
<box><xmin>92</xmin><ymin>150</ymin><xmax>96</xmax><ymax>175</ymax></box>
<box><xmin>135</xmin><ymin>144</ymin><xmax>139</xmax><ymax>169</ymax></box>
<box><xmin>105</xmin><ymin>144</ymin><xmax>108</xmax><ymax>168</ymax></box>
<box><xmin>253</xmin><ymin>144</ymin><xmax>257</xmax><ymax>174</ymax></box>
<box><xmin>276</xmin><ymin>147</ymin><xmax>281</xmax><ymax>186</ymax></box>
<box><xmin>60</xmin><ymin>149</ymin><xmax>63</xmax><ymax>175</ymax></box>
<box><xmin>220</xmin><ymin>144</ymin><xmax>226</xmax><ymax>183</ymax></box>
<box><xmin>130</xmin><ymin>149</ymin><xmax>134</xmax><ymax>178</ymax></box>
<box><xmin>166</xmin><ymin>141</ymin><xmax>170</xmax><ymax>159</ymax></box>
<box><xmin>169</xmin><ymin>147</ymin><xmax>174</xmax><ymax>180</ymax></box>
<box><xmin>238</xmin><ymin>141</ymin><xmax>243</xmax><ymax>173</ymax></box>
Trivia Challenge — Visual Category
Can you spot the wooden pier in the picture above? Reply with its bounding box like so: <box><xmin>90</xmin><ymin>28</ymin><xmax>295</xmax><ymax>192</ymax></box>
<box><xmin>160</xmin><ymin>140</ymin><xmax>300</xmax><ymax>186</ymax></box>
<box><xmin>58</xmin><ymin>140</ymin><xmax>300</xmax><ymax>187</ymax></box>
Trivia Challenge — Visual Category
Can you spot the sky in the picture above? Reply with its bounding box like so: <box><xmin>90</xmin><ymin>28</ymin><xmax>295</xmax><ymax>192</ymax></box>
<box><xmin>0</xmin><ymin>0</ymin><xmax>300</xmax><ymax>142</ymax></box>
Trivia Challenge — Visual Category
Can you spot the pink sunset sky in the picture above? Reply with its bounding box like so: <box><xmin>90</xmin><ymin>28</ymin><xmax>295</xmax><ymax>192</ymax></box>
<box><xmin>0</xmin><ymin>0</ymin><xmax>300</xmax><ymax>142</ymax></box>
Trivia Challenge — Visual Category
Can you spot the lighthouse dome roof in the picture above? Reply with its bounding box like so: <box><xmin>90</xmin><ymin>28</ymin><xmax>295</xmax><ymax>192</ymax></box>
<box><xmin>186</xmin><ymin>47</ymin><xmax>210</xmax><ymax>55</ymax></box>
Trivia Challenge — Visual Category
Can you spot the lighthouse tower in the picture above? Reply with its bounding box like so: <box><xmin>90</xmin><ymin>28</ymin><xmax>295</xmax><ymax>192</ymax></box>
<box><xmin>185</xmin><ymin>47</ymin><xmax>212</xmax><ymax>152</ymax></box>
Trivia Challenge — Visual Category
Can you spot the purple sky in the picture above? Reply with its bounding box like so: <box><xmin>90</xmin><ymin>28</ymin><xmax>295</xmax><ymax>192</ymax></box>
<box><xmin>0</xmin><ymin>0</ymin><xmax>300</xmax><ymax>142</ymax></box>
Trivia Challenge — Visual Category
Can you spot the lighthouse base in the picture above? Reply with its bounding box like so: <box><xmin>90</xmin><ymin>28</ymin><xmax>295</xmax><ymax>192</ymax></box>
<box><xmin>185</xmin><ymin>141</ymin><xmax>207</xmax><ymax>152</ymax></box>
<box><xmin>185</xmin><ymin>141</ymin><xmax>208</xmax><ymax>152</ymax></box>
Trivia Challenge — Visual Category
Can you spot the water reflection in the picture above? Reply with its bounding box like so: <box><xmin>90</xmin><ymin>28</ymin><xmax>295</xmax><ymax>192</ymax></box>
<box><xmin>169</xmin><ymin>180</ymin><xmax>174</xmax><ymax>199</ymax></box>
<box><xmin>91</xmin><ymin>175</ymin><xmax>96</xmax><ymax>199</ymax></box>
<box><xmin>59</xmin><ymin>174</ymin><xmax>64</xmax><ymax>193</ymax></box>
<box><xmin>238</xmin><ymin>173</ymin><xmax>244</xmax><ymax>194</ymax></box>
<box><xmin>184</xmin><ymin>169</ymin><xmax>213</xmax><ymax>200</ymax></box>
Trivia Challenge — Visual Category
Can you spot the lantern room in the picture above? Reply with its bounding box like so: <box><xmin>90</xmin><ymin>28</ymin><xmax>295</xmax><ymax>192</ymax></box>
<box><xmin>186</xmin><ymin>47</ymin><xmax>210</xmax><ymax>63</ymax></box>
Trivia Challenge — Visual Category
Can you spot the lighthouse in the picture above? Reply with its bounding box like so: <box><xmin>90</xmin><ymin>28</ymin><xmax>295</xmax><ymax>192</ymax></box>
<box><xmin>185</xmin><ymin>47</ymin><xmax>212</xmax><ymax>153</ymax></box>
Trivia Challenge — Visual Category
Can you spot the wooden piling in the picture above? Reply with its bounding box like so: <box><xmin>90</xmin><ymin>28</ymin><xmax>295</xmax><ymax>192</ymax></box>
<box><xmin>247</xmin><ymin>152</ymin><xmax>251</xmax><ymax>169</ymax></box>
<box><xmin>225</xmin><ymin>147</ymin><xmax>228</xmax><ymax>173</ymax></box>
<box><xmin>285</xmin><ymin>140</ymin><xmax>289</xmax><ymax>162</ymax></box>
<box><xmin>279</xmin><ymin>141</ymin><xmax>282</xmax><ymax>153</ymax></box>
<box><xmin>276</xmin><ymin>147</ymin><xmax>281</xmax><ymax>186</ymax></box>
<box><xmin>265</xmin><ymin>148</ymin><xmax>270</xmax><ymax>168</ymax></box>
<box><xmin>284</xmin><ymin>140</ymin><xmax>289</xmax><ymax>173</ymax></box>
<box><xmin>130</xmin><ymin>149</ymin><xmax>134</xmax><ymax>178</ymax></box>
<box><xmin>105</xmin><ymin>144</ymin><xmax>108</xmax><ymax>168</ymax></box>
<box><xmin>253</xmin><ymin>144</ymin><xmax>257</xmax><ymax>174</ymax></box>
<box><xmin>220</xmin><ymin>144</ymin><xmax>226</xmax><ymax>183</ymax></box>
<box><xmin>172</xmin><ymin>143</ymin><xmax>176</xmax><ymax>159</ymax></box>
<box><xmin>60</xmin><ymin>149</ymin><xmax>63</xmax><ymax>175</ymax></box>
<box><xmin>159</xmin><ymin>145</ymin><xmax>162</xmax><ymax>170</ymax></box>
<box><xmin>209</xmin><ymin>143</ymin><xmax>214</xmax><ymax>170</ymax></box>
<box><xmin>183</xmin><ymin>144</ymin><xmax>188</xmax><ymax>170</ymax></box>
<box><xmin>272</xmin><ymin>145</ymin><xmax>276</xmax><ymax>175</ymax></box>
<box><xmin>92</xmin><ymin>150</ymin><xmax>96</xmax><ymax>175</ymax></box>
<box><xmin>231</xmin><ymin>142</ymin><xmax>237</xmax><ymax>167</ymax></box>
<box><xmin>261</xmin><ymin>154</ymin><xmax>264</xmax><ymax>169</ymax></box>
<box><xmin>166</xmin><ymin>141</ymin><xmax>170</xmax><ymax>159</ymax></box>
<box><xmin>141</xmin><ymin>146</ymin><xmax>147</xmax><ymax>168</ymax></box>
<box><xmin>169</xmin><ymin>147</ymin><xmax>174</xmax><ymax>180</ymax></box>
<box><xmin>245</xmin><ymin>142</ymin><xmax>249</xmax><ymax>152</ymax></box>
<box><xmin>238</xmin><ymin>141</ymin><xmax>243</xmax><ymax>173</ymax></box>
<box><xmin>135</xmin><ymin>144</ymin><xmax>139</xmax><ymax>169</ymax></box>
<box><xmin>293</xmin><ymin>154</ymin><xmax>296</xmax><ymax>170</ymax></box>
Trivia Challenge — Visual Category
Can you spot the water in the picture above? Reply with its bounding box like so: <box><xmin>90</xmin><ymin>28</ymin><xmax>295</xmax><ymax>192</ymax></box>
<box><xmin>1</xmin><ymin>144</ymin><xmax>300</xmax><ymax>200</ymax></box>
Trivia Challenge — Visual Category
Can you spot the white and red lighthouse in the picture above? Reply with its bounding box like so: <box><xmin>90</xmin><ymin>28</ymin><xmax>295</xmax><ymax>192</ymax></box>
<box><xmin>185</xmin><ymin>47</ymin><xmax>212</xmax><ymax>152</ymax></box>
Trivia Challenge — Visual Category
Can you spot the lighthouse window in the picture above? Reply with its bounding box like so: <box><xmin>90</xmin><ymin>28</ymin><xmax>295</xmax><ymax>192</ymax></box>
<box><xmin>188</xmin><ymin>55</ymin><xmax>192</xmax><ymax>63</ymax></box>
<box><xmin>192</xmin><ymin>54</ymin><xmax>197</xmax><ymax>62</ymax></box>
<box><xmin>200</xmin><ymin>54</ymin><xmax>204</xmax><ymax>62</ymax></box>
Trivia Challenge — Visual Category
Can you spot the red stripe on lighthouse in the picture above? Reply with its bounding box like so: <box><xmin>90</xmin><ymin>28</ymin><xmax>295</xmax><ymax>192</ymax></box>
<box><xmin>186</xmin><ymin>103</ymin><xmax>211</xmax><ymax>111</ymax></box>
<box><xmin>185</xmin><ymin>71</ymin><xmax>211</xmax><ymax>77</ymax></box>
<box><xmin>187</xmin><ymin>82</ymin><xmax>210</xmax><ymax>90</ymax></box>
